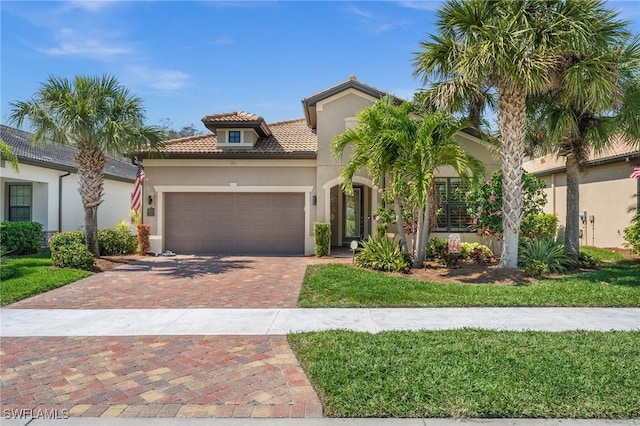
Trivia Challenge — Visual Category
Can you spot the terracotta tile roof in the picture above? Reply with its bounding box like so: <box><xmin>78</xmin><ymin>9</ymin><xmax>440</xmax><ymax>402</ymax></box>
<box><xmin>0</xmin><ymin>125</ymin><xmax>136</xmax><ymax>181</ymax></box>
<box><xmin>158</xmin><ymin>118</ymin><xmax>317</xmax><ymax>158</ymax></box>
<box><xmin>524</xmin><ymin>135</ymin><xmax>640</xmax><ymax>175</ymax></box>
<box><xmin>201</xmin><ymin>111</ymin><xmax>263</xmax><ymax>123</ymax></box>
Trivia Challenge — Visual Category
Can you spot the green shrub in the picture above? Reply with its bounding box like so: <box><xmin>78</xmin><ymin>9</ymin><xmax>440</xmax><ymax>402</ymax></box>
<box><xmin>577</xmin><ymin>252</ymin><xmax>600</xmax><ymax>269</ymax></box>
<box><xmin>524</xmin><ymin>259</ymin><xmax>551</xmax><ymax>278</ymax></box>
<box><xmin>461</xmin><ymin>242</ymin><xmax>494</xmax><ymax>264</ymax></box>
<box><xmin>0</xmin><ymin>221</ymin><xmax>43</xmax><ymax>255</ymax></box>
<box><xmin>518</xmin><ymin>238</ymin><xmax>575</xmax><ymax>274</ymax></box>
<box><xmin>521</xmin><ymin>213</ymin><xmax>558</xmax><ymax>239</ymax></box>
<box><xmin>313</xmin><ymin>222</ymin><xmax>331</xmax><ymax>257</ymax></box>
<box><xmin>49</xmin><ymin>231</ymin><xmax>85</xmax><ymax>252</ymax></box>
<box><xmin>356</xmin><ymin>233</ymin><xmax>410</xmax><ymax>273</ymax></box>
<box><xmin>98</xmin><ymin>222</ymin><xmax>137</xmax><ymax>255</ymax></box>
<box><xmin>51</xmin><ymin>242</ymin><xmax>95</xmax><ymax>270</ymax></box>
<box><xmin>623</xmin><ymin>216</ymin><xmax>640</xmax><ymax>255</ymax></box>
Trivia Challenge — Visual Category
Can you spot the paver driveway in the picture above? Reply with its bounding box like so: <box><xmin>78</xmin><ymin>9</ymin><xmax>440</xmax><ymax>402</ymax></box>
<box><xmin>1</xmin><ymin>255</ymin><xmax>337</xmax><ymax>418</ymax></box>
<box><xmin>8</xmin><ymin>255</ymin><xmax>311</xmax><ymax>309</ymax></box>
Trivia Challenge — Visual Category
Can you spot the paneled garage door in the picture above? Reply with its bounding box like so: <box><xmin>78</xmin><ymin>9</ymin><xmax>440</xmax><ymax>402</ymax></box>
<box><xmin>164</xmin><ymin>193</ymin><xmax>305</xmax><ymax>255</ymax></box>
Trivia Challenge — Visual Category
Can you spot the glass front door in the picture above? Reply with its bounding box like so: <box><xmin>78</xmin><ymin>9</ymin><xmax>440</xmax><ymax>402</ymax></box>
<box><xmin>343</xmin><ymin>187</ymin><xmax>363</xmax><ymax>243</ymax></box>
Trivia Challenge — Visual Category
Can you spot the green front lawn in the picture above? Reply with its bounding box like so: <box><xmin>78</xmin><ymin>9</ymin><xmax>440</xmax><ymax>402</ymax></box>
<box><xmin>298</xmin><ymin>262</ymin><xmax>640</xmax><ymax>307</ymax></box>
<box><xmin>0</xmin><ymin>253</ymin><xmax>92</xmax><ymax>306</ymax></box>
<box><xmin>289</xmin><ymin>329</ymin><xmax>640</xmax><ymax>418</ymax></box>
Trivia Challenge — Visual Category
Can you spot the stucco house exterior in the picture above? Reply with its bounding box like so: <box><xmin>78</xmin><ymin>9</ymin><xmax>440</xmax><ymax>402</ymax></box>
<box><xmin>1</xmin><ymin>125</ymin><xmax>137</xmax><ymax>244</ymax></box>
<box><xmin>523</xmin><ymin>138</ymin><xmax>640</xmax><ymax>248</ymax></box>
<box><xmin>139</xmin><ymin>77</ymin><xmax>500</xmax><ymax>256</ymax></box>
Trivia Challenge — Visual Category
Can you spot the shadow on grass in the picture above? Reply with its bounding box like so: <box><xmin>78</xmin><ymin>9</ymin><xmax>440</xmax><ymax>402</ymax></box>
<box><xmin>544</xmin><ymin>260</ymin><xmax>640</xmax><ymax>287</ymax></box>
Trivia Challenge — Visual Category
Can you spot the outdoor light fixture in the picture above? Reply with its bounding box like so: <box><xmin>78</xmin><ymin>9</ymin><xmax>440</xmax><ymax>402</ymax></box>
<box><xmin>312</xmin><ymin>195</ymin><xmax>317</xmax><ymax>205</ymax></box>
<box><xmin>148</xmin><ymin>195</ymin><xmax>153</xmax><ymax>205</ymax></box>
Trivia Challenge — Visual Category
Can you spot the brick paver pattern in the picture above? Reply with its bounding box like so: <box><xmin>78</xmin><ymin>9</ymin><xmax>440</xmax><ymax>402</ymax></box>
<box><xmin>0</xmin><ymin>335</ymin><xmax>322</xmax><ymax>418</ymax></box>
<box><xmin>8</xmin><ymin>256</ymin><xmax>313</xmax><ymax>309</ymax></box>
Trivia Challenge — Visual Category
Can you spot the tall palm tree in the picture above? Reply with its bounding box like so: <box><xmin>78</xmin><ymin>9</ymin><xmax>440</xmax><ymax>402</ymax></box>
<box><xmin>332</xmin><ymin>96</ymin><xmax>412</xmax><ymax>253</ymax></box>
<box><xmin>9</xmin><ymin>75</ymin><xmax>164</xmax><ymax>256</ymax></box>
<box><xmin>413</xmin><ymin>0</ymin><xmax>627</xmax><ymax>268</ymax></box>
<box><xmin>527</xmin><ymin>35</ymin><xmax>640</xmax><ymax>259</ymax></box>
<box><xmin>398</xmin><ymin>109</ymin><xmax>485</xmax><ymax>267</ymax></box>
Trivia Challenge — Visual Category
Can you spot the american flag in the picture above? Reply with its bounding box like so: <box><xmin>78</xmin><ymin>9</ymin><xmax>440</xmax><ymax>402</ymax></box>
<box><xmin>631</xmin><ymin>165</ymin><xmax>640</xmax><ymax>179</ymax></box>
<box><xmin>131</xmin><ymin>163</ymin><xmax>145</xmax><ymax>213</ymax></box>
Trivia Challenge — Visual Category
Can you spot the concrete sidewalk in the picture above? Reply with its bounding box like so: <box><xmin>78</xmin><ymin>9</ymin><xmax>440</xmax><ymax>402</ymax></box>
<box><xmin>2</xmin><ymin>307</ymin><xmax>639</xmax><ymax>336</ymax></box>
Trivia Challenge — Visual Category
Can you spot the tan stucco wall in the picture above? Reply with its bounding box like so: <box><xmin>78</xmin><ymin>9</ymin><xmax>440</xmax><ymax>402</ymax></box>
<box><xmin>534</xmin><ymin>162</ymin><xmax>637</xmax><ymax>248</ymax></box>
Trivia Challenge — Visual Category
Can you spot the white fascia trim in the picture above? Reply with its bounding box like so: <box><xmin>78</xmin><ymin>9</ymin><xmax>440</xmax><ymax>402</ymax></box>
<box><xmin>316</xmin><ymin>88</ymin><xmax>379</xmax><ymax>112</ymax></box>
<box><xmin>153</xmin><ymin>184</ymin><xmax>315</xmax><ymax>255</ymax></box>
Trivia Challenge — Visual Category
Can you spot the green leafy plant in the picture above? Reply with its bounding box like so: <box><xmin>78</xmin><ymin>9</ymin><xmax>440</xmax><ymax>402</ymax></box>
<box><xmin>466</xmin><ymin>170</ymin><xmax>547</xmax><ymax>237</ymax></box>
<box><xmin>356</xmin><ymin>234</ymin><xmax>410</xmax><ymax>273</ymax></box>
<box><xmin>521</xmin><ymin>214</ymin><xmax>558</xmax><ymax>240</ymax></box>
<box><xmin>524</xmin><ymin>259</ymin><xmax>550</xmax><ymax>278</ymax></box>
<box><xmin>518</xmin><ymin>238</ymin><xmax>575</xmax><ymax>275</ymax></box>
<box><xmin>98</xmin><ymin>222</ymin><xmax>137</xmax><ymax>255</ymax></box>
<box><xmin>461</xmin><ymin>242</ymin><xmax>494</xmax><ymax>264</ymax></box>
<box><xmin>577</xmin><ymin>252</ymin><xmax>600</xmax><ymax>269</ymax></box>
<box><xmin>623</xmin><ymin>215</ymin><xmax>640</xmax><ymax>255</ymax></box>
<box><xmin>51</xmin><ymin>241</ymin><xmax>95</xmax><ymax>270</ymax></box>
<box><xmin>313</xmin><ymin>222</ymin><xmax>331</xmax><ymax>257</ymax></box>
<box><xmin>48</xmin><ymin>231</ymin><xmax>85</xmax><ymax>252</ymax></box>
<box><xmin>0</xmin><ymin>221</ymin><xmax>43</xmax><ymax>255</ymax></box>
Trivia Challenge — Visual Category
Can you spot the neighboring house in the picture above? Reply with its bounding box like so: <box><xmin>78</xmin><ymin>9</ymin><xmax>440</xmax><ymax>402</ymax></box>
<box><xmin>523</xmin><ymin>138</ymin><xmax>640</xmax><ymax>248</ymax></box>
<box><xmin>139</xmin><ymin>77</ymin><xmax>500</xmax><ymax>256</ymax></box>
<box><xmin>0</xmin><ymin>125</ymin><xmax>137</xmax><ymax>244</ymax></box>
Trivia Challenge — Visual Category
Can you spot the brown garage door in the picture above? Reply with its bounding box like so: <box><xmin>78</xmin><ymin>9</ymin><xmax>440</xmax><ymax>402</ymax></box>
<box><xmin>164</xmin><ymin>192</ymin><xmax>305</xmax><ymax>255</ymax></box>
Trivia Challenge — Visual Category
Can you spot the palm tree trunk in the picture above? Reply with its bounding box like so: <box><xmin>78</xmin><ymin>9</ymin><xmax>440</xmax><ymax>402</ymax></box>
<box><xmin>74</xmin><ymin>143</ymin><xmax>105</xmax><ymax>257</ymax></box>
<box><xmin>413</xmin><ymin>197</ymin><xmax>431</xmax><ymax>268</ymax></box>
<box><xmin>392</xmin><ymin>194</ymin><xmax>408</xmax><ymax>254</ymax></box>
<box><xmin>497</xmin><ymin>83</ymin><xmax>527</xmax><ymax>269</ymax></box>
<box><xmin>564</xmin><ymin>153</ymin><xmax>581</xmax><ymax>260</ymax></box>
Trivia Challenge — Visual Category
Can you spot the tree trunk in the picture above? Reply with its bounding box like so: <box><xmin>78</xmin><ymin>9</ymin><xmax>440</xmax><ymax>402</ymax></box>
<box><xmin>413</xmin><ymin>197</ymin><xmax>431</xmax><ymax>268</ymax></box>
<box><xmin>413</xmin><ymin>207</ymin><xmax>424</xmax><ymax>267</ymax></box>
<box><xmin>497</xmin><ymin>82</ymin><xmax>527</xmax><ymax>269</ymax></box>
<box><xmin>393</xmin><ymin>194</ymin><xmax>408</xmax><ymax>254</ymax></box>
<box><xmin>564</xmin><ymin>153</ymin><xmax>581</xmax><ymax>260</ymax></box>
<box><xmin>74</xmin><ymin>143</ymin><xmax>106</xmax><ymax>257</ymax></box>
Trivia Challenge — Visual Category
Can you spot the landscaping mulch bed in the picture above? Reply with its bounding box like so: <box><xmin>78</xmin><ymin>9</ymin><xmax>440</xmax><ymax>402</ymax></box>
<box><xmin>94</xmin><ymin>254</ymin><xmax>146</xmax><ymax>272</ymax></box>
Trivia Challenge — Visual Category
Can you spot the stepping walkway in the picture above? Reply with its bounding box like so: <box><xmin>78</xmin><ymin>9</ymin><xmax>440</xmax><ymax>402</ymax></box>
<box><xmin>2</xmin><ymin>307</ymin><xmax>639</xmax><ymax>336</ymax></box>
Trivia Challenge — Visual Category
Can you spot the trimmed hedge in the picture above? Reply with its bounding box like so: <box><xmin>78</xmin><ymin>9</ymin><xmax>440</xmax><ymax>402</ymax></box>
<box><xmin>313</xmin><ymin>222</ymin><xmax>331</xmax><ymax>257</ymax></box>
<box><xmin>98</xmin><ymin>225</ymin><xmax>137</xmax><ymax>255</ymax></box>
<box><xmin>0</xmin><ymin>221</ymin><xmax>43</xmax><ymax>255</ymax></box>
<box><xmin>51</xmin><ymin>242</ymin><xmax>95</xmax><ymax>271</ymax></box>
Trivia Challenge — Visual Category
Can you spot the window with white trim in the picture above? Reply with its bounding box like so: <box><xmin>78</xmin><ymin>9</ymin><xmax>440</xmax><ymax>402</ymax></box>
<box><xmin>228</xmin><ymin>130</ymin><xmax>241</xmax><ymax>143</ymax></box>
<box><xmin>8</xmin><ymin>184</ymin><xmax>32</xmax><ymax>221</ymax></box>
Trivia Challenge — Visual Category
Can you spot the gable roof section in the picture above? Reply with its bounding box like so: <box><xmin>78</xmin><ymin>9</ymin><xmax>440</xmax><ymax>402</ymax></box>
<box><xmin>302</xmin><ymin>75</ymin><xmax>405</xmax><ymax>129</ymax></box>
<box><xmin>1</xmin><ymin>125</ymin><xmax>136</xmax><ymax>182</ymax></box>
<box><xmin>152</xmin><ymin>118</ymin><xmax>316</xmax><ymax>159</ymax></box>
<box><xmin>201</xmin><ymin>111</ymin><xmax>272</xmax><ymax>137</ymax></box>
<box><xmin>524</xmin><ymin>135</ymin><xmax>640</xmax><ymax>176</ymax></box>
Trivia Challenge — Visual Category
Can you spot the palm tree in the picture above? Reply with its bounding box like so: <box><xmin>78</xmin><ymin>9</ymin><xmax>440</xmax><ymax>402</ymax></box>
<box><xmin>0</xmin><ymin>139</ymin><xmax>19</xmax><ymax>173</ymax></box>
<box><xmin>399</xmin><ymin>109</ymin><xmax>485</xmax><ymax>267</ymax></box>
<box><xmin>413</xmin><ymin>0</ymin><xmax>627</xmax><ymax>268</ymax></box>
<box><xmin>332</xmin><ymin>96</ymin><xmax>411</xmax><ymax>253</ymax></box>
<box><xmin>9</xmin><ymin>75</ymin><xmax>164</xmax><ymax>256</ymax></box>
<box><xmin>527</xmin><ymin>35</ymin><xmax>640</xmax><ymax>259</ymax></box>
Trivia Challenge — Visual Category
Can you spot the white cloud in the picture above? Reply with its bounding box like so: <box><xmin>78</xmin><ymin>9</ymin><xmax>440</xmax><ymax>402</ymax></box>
<box><xmin>397</xmin><ymin>1</ymin><xmax>443</xmax><ymax>12</ymax></box>
<box><xmin>212</xmin><ymin>36</ymin><xmax>233</xmax><ymax>45</ymax></box>
<box><xmin>35</xmin><ymin>28</ymin><xmax>133</xmax><ymax>59</ymax></box>
<box><xmin>376</xmin><ymin>20</ymin><xmax>411</xmax><ymax>33</ymax></box>
<box><xmin>65</xmin><ymin>0</ymin><xmax>121</xmax><ymax>13</ymax></box>
<box><xmin>128</xmin><ymin>66</ymin><xmax>191</xmax><ymax>91</ymax></box>
<box><xmin>347</xmin><ymin>6</ymin><xmax>375</xmax><ymax>19</ymax></box>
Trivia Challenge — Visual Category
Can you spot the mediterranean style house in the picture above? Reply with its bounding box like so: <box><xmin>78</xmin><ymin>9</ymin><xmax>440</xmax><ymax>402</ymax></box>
<box><xmin>524</xmin><ymin>138</ymin><xmax>640</xmax><ymax>249</ymax></box>
<box><xmin>139</xmin><ymin>77</ymin><xmax>500</xmax><ymax>256</ymax></box>
<box><xmin>0</xmin><ymin>125</ymin><xmax>137</xmax><ymax>244</ymax></box>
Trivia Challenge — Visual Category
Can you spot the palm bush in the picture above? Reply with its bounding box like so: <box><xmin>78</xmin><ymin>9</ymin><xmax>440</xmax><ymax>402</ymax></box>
<box><xmin>356</xmin><ymin>234</ymin><xmax>410</xmax><ymax>274</ymax></box>
<box><xmin>518</xmin><ymin>238</ymin><xmax>575</xmax><ymax>276</ymax></box>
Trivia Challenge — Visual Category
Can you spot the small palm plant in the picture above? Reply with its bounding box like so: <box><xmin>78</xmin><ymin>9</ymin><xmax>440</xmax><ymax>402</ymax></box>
<box><xmin>518</xmin><ymin>238</ymin><xmax>575</xmax><ymax>277</ymax></box>
<box><xmin>355</xmin><ymin>234</ymin><xmax>411</xmax><ymax>274</ymax></box>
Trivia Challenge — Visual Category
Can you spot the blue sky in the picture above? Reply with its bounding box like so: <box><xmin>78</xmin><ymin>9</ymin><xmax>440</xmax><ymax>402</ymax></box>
<box><xmin>2</xmin><ymin>1</ymin><xmax>639</xmax><ymax>132</ymax></box>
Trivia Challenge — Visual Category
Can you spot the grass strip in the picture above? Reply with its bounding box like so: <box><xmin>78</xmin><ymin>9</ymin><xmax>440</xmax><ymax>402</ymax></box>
<box><xmin>1</xmin><ymin>253</ymin><xmax>92</xmax><ymax>305</ymax></box>
<box><xmin>289</xmin><ymin>329</ymin><xmax>640</xmax><ymax>418</ymax></box>
<box><xmin>298</xmin><ymin>263</ymin><xmax>640</xmax><ymax>307</ymax></box>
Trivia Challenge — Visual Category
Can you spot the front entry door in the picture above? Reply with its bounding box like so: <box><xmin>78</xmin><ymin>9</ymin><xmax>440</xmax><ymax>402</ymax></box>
<box><xmin>343</xmin><ymin>186</ymin><xmax>364</xmax><ymax>245</ymax></box>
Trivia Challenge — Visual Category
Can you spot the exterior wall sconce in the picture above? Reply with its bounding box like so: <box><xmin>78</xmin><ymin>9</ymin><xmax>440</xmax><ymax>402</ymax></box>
<box><xmin>312</xmin><ymin>195</ymin><xmax>317</xmax><ymax>205</ymax></box>
<box><xmin>148</xmin><ymin>195</ymin><xmax>154</xmax><ymax>205</ymax></box>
